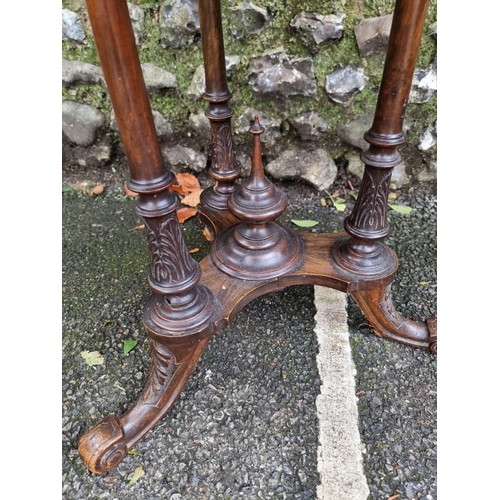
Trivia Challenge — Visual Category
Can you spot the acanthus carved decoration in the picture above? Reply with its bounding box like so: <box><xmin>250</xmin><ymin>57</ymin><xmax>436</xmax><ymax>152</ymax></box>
<box><xmin>349</xmin><ymin>169</ymin><xmax>392</xmax><ymax>232</ymax></box>
<box><xmin>144</xmin><ymin>213</ymin><xmax>198</xmax><ymax>286</ymax></box>
<box><xmin>211</xmin><ymin>122</ymin><xmax>236</xmax><ymax>174</ymax></box>
<box><xmin>139</xmin><ymin>340</ymin><xmax>178</xmax><ymax>407</ymax></box>
<box><xmin>378</xmin><ymin>284</ymin><xmax>405</xmax><ymax>331</ymax></box>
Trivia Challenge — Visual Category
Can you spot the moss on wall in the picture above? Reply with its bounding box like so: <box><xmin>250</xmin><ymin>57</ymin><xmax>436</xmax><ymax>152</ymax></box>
<box><xmin>62</xmin><ymin>0</ymin><xmax>437</xmax><ymax>183</ymax></box>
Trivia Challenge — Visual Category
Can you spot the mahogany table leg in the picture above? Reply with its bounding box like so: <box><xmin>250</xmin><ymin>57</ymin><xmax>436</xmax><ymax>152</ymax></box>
<box><xmin>78</xmin><ymin>0</ymin><xmax>216</xmax><ymax>473</ymax></box>
<box><xmin>330</xmin><ymin>0</ymin><xmax>436</xmax><ymax>352</ymax></box>
<box><xmin>351</xmin><ymin>284</ymin><xmax>435</xmax><ymax>351</ymax></box>
<box><xmin>198</xmin><ymin>0</ymin><xmax>242</xmax><ymax>239</ymax></box>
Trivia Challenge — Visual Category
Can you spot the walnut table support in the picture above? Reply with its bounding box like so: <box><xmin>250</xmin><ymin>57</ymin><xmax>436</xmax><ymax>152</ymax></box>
<box><xmin>78</xmin><ymin>0</ymin><xmax>436</xmax><ymax>474</ymax></box>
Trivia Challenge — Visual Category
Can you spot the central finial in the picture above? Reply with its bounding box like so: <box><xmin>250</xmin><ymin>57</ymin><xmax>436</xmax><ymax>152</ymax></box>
<box><xmin>246</xmin><ymin>115</ymin><xmax>267</xmax><ymax>186</ymax></box>
<box><xmin>209</xmin><ymin>115</ymin><xmax>305</xmax><ymax>280</ymax></box>
<box><xmin>250</xmin><ymin>115</ymin><xmax>265</xmax><ymax>135</ymax></box>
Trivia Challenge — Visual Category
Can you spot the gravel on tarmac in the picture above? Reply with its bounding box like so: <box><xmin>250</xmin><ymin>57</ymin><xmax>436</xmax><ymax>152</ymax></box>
<box><xmin>62</xmin><ymin>180</ymin><xmax>436</xmax><ymax>500</ymax></box>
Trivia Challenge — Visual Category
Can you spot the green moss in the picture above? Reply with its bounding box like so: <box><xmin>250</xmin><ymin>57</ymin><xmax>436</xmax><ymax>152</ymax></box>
<box><xmin>62</xmin><ymin>85</ymin><xmax>112</xmax><ymax>114</ymax></box>
<box><xmin>128</xmin><ymin>0</ymin><xmax>160</xmax><ymax>7</ymax></box>
<box><xmin>62</xmin><ymin>40</ymin><xmax>100</xmax><ymax>65</ymax></box>
<box><xmin>62</xmin><ymin>0</ymin><xmax>437</xmax><ymax>180</ymax></box>
<box><xmin>149</xmin><ymin>93</ymin><xmax>190</xmax><ymax>130</ymax></box>
<box><xmin>360</xmin><ymin>0</ymin><xmax>397</xmax><ymax>18</ymax></box>
<box><xmin>405</xmin><ymin>97</ymin><xmax>437</xmax><ymax>140</ymax></box>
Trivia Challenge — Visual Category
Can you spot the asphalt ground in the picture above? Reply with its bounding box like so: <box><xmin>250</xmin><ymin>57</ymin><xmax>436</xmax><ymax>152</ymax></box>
<box><xmin>62</xmin><ymin>180</ymin><xmax>437</xmax><ymax>499</ymax></box>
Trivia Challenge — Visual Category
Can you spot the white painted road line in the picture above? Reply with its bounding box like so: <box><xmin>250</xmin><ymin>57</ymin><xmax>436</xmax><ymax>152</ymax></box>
<box><xmin>314</xmin><ymin>286</ymin><xmax>369</xmax><ymax>500</ymax></box>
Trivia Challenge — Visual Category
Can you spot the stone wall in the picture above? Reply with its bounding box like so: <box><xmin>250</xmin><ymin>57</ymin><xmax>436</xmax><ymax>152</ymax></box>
<box><xmin>62</xmin><ymin>0</ymin><xmax>437</xmax><ymax>191</ymax></box>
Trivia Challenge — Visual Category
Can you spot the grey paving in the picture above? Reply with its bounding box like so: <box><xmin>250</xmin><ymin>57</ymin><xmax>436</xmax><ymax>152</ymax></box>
<box><xmin>62</xmin><ymin>180</ymin><xmax>437</xmax><ymax>500</ymax></box>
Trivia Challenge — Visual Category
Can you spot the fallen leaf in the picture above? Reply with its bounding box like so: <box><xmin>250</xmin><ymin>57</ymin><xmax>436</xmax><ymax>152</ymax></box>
<box><xmin>388</xmin><ymin>192</ymin><xmax>398</xmax><ymax>202</ymax></box>
<box><xmin>90</xmin><ymin>184</ymin><xmax>106</xmax><ymax>196</ymax></box>
<box><xmin>389</xmin><ymin>204</ymin><xmax>412</xmax><ymax>215</ymax></box>
<box><xmin>320</xmin><ymin>198</ymin><xmax>327</xmax><ymax>207</ymax></box>
<box><xmin>71</xmin><ymin>181</ymin><xmax>92</xmax><ymax>192</ymax></box>
<box><xmin>80</xmin><ymin>350</ymin><xmax>104</xmax><ymax>366</ymax></box>
<box><xmin>124</xmin><ymin>339</ymin><xmax>138</xmax><ymax>356</ymax></box>
<box><xmin>177</xmin><ymin>207</ymin><xmax>198</xmax><ymax>223</ymax></box>
<box><xmin>128</xmin><ymin>465</ymin><xmax>145</xmax><ymax>486</ymax></box>
<box><xmin>128</xmin><ymin>449</ymin><xmax>142</xmax><ymax>456</ymax></box>
<box><xmin>387</xmin><ymin>495</ymin><xmax>400</xmax><ymax>500</ymax></box>
<box><xmin>168</xmin><ymin>184</ymin><xmax>188</xmax><ymax>196</ymax></box>
<box><xmin>347</xmin><ymin>180</ymin><xmax>356</xmax><ymax>191</ymax></box>
<box><xmin>333</xmin><ymin>197</ymin><xmax>346</xmax><ymax>212</ymax></box>
<box><xmin>177</xmin><ymin>172</ymin><xmax>201</xmax><ymax>189</ymax></box>
<box><xmin>291</xmin><ymin>219</ymin><xmax>319</xmax><ymax>228</ymax></box>
<box><xmin>129</xmin><ymin>224</ymin><xmax>145</xmax><ymax>231</ymax></box>
<box><xmin>169</xmin><ymin>173</ymin><xmax>201</xmax><ymax>196</ymax></box>
<box><xmin>181</xmin><ymin>188</ymin><xmax>203</xmax><ymax>208</ymax></box>
<box><xmin>203</xmin><ymin>228</ymin><xmax>212</xmax><ymax>242</ymax></box>
<box><xmin>189</xmin><ymin>248</ymin><xmax>200</xmax><ymax>254</ymax></box>
<box><xmin>124</xmin><ymin>183</ymin><xmax>138</xmax><ymax>197</ymax></box>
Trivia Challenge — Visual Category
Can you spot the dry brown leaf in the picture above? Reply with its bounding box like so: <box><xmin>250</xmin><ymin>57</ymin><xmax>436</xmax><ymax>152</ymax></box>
<box><xmin>176</xmin><ymin>172</ymin><xmax>201</xmax><ymax>190</ymax></box>
<box><xmin>387</xmin><ymin>495</ymin><xmax>400</xmax><ymax>500</ymax></box>
<box><xmin>129</xmin><ymin>224</ymin><xmax>145</xmax><ymax>231</ymax></box>
<box><xmin>189</xmin><ymin>248</ymin><xmax>200</xmax><ymax>254</ymax></box>
<box><xmin>181</xmin><ymin>188</ymin><xmax>203</xmax><ymax>208</ymax></box>
<box><xmin>177</xmin><ymin>207</ymin><xmax>198</xmax><ymax>223</ymax></box>
<box><xmin>90</xmin><ymin>184</ymin><xmax>106</xmax><ymax>196</ymax></box>
<box><xmin>169</xmin><ymin>173</ymin><xmax>201</xmax><ymax>196</ymax></box>
<box><xmin>168</xmin><ymin>184</ymin><xmax>187</xmax><ymax>196</ymax></box>
<box><xmin>124</xmin><ymin>183</ymin><xmax>138</xmax><ymax>197</ymax></box>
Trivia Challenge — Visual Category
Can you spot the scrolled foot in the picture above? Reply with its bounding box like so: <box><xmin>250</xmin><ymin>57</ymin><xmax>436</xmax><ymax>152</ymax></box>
<box><xmin>352</xmin><ymin>284</ymin><xmax>436</xmax><ymax>352</ymax></box>
<box><xmin>78</xmin><ymin>416</ymin><xmax>128</xmax><ymax>474</ymax></box>
<box><xmin>79</xmin><ymin>333</ymin><xmax>213</xmax><ymax>474</ymax></box>
<box><xmin>427</xmin><ymin>316</ymin><xmax>437</xmax><ymax>354</ymax></box>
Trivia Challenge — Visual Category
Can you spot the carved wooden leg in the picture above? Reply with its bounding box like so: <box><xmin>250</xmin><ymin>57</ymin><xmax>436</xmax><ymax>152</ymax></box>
<box><xmin>330</xmin><ymin>0</ymin><xmax>436</xmax><ymax>352</ymax></box>
<box><xmin>198</xmin><ymin>0</ymin><xmax>241</xmax><ymax>239</ymax></box>
<box><xmin>78</xmin><ymin>333</ymin><xmax>213</xmax><ymax>473</ymax></box>
<box><xmin>79</xmin><ymin>0</ymin><xmax>217</xmax><ymax>473</ymax></box>
<box><xmin>351</xmin><ymin>284</ymin><xmax>437</xmax><ymax>353</ymax></box>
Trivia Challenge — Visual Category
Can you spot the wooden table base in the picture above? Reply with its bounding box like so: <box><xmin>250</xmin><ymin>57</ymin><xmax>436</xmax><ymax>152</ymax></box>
<box><xmin>78</xmin><ymin>0</ymin><xmax>436</xmax><ymax>474</ymax></box>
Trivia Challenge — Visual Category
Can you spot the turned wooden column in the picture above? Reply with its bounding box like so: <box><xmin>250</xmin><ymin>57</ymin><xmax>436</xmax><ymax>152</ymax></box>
<box><xmin>331</xmin><ymin>0</ymin><xmax>430</xmax><ymax>276</ymax></box>
<box><xmin>198</xmin><ymin>0</ymin><xmax>241</xmax><ymax>239</ymax></box>
<box><xmin>79</xmin><ymin>0</ymin><xmax>216</xmax><ymax>474</ymax></box>
<box><xmin>83</xmin><ymin>0</ymin><xmax>214</xmax><ymax>333</ymax></box>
